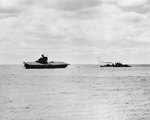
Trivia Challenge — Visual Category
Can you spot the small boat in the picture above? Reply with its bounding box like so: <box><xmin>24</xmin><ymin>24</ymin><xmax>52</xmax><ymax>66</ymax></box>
<box><xmin>23</xmin><ymin>61</ymin><xmax>70</xmax><ymax>69</ymax></box>
<box><xmin>100</xmin><ymin>62</ymin><xmax>131</xmax><ymax>67</ymax></box>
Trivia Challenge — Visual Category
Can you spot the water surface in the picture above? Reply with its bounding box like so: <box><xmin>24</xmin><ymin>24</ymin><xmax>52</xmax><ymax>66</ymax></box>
<box><xmin>0</xmin><ymin>64</ymin><xmax>150</xmax><ymax>120</ymax></box>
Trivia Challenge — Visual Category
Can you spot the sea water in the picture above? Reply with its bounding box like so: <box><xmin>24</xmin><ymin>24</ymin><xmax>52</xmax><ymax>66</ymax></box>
<box><xmin>0</xmin><ymin>64</ymin><xmax>150</xmax><ymax>120</ymax></box>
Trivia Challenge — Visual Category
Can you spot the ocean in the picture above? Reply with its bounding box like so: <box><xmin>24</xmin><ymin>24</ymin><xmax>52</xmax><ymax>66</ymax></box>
<box><xmin>0</xmin><ymin>64</ymin><xmax>150</xmax><ymax>120</ymax></box>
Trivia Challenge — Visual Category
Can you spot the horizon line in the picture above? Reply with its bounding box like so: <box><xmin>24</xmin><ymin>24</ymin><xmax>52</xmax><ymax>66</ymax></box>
<box><xmin>0</xmin><ymin>63</ymin><xmax>150</xmax><ymax>65</ymax></box>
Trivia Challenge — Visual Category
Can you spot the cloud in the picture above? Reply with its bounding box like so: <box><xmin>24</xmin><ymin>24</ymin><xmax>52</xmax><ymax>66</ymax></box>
<box><xmin>0</xmin><ymin>0</ymin><xmax>34</xmax><ymax>19</ymax></box>
<box><xmin>0</xmin><ymin>14</ymin><xmax>17</xmax><ymax>19</ymax></box>
<box><xmin>117</xmin><ymin>0</ymin><xmax>148</xmax><ymax>7</ymax></box>
<box><xmin>33</xmin><ymin>0</ymin><xmax>101</xmax><ymax>11</ymax></box>
<box><xmin>54</xmin><ymin>0</ymin><xmax>101</xmax><ymax>11</ymax></box>
<box><xmin>122</xmin><ymin>11</ymin><xmax>146</xmax><ymax>23</ymax></box>
<box><xmin>0</xmin><ymin>0</ymin><xmax>21</xmax><ymax>13</ymax></box>
<box><xmin>0</xmin><ymin>0</ymin><xmax>150</xmax><ymax>64</ymax></box>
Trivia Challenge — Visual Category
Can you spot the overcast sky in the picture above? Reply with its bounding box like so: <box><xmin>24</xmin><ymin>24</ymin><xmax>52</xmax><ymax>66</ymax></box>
<box><xmin>0</xmin><ymin>0</ymin><xmax>150</xmax><ymax>64</ymax></box>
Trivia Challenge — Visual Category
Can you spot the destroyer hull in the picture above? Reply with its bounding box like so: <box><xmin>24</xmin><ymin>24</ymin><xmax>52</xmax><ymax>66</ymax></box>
<box><xmin>100</xmin><ymin>64</ymin><xmax>131</xmax><ymax>67</ymax></box>
<box><xmin>100</xmin><ymin>65</ymin><xmax>131</xmax><ymax>67</ymax></box>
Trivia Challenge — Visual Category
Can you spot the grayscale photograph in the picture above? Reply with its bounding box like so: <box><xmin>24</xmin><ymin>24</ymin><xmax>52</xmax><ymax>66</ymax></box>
<box><xmin>0</xmin><ymin>0</ymin><xmax>150</xmax><ymax>120</ymax></box>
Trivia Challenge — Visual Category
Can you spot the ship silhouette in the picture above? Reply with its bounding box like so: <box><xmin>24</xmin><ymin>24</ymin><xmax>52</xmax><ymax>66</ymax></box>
<box><xmin>23</xmin><ymin>54</ymin><xmax>70</xmax><ymax>69</ymax></box>
<box><xmin>100</xmin><ymin>62</ymin><xmax>131</xmax><ymax>67</ymax></box>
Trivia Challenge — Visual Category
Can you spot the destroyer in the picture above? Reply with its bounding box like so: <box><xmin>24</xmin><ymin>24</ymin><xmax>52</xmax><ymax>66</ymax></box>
<box><xmin>23</xmin><ymin>54</ymin><xmax>70</xmax><ymax>69</ymax></box>
<box><xmin>100</xmin><ymin>62</ymin><xmax>131</xmax><ymax>67</ymax></box>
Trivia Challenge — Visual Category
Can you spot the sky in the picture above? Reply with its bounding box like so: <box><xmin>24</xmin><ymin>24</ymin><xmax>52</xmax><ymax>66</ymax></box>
<box><xmin>0</xmin><ymin>0</ymin><xmax>150</xmax><ymax>64</ymax></box>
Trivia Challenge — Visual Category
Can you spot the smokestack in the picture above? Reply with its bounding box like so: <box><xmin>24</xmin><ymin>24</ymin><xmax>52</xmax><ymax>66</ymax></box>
<box><xmin>97</xmin><ymin>56</ymin><xmax>113</xmax><ymax>64</ymax></box>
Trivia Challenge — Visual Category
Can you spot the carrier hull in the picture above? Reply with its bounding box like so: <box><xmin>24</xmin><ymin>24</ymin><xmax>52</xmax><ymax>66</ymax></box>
<box><xmin>23</xmin><ymin>62</ymin><xmax>70</xmax><ymax>69</ymax></box>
